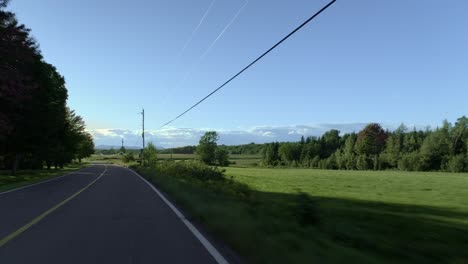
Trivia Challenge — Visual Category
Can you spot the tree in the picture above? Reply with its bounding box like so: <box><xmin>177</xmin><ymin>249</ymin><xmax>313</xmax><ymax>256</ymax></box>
<box><xmin>76</xmin><ymin>132</ymin><xmax>94</xmax><ymax>163</ymax></box>
<box><xmin>451</xmin><ymin>116</ymin><xmax>467</xmax><ymax>155</ymax></box>
<box><xmin>262</xmin><ymin>142</ymin><xmax>280</xmax><ymax>166</ymax></box>
<box><xmin>1</xmin><ymin>1</ymin><xmax>43</xmax><ymax>173</ymax></box>
<box><xmin>279</xmin><ymin>143</ymin><xmax>301</xmax><ymax>165</ymax></box>
<box><xmin>383</xmin><ymin>124</ymin><xmax>406</xmax><ymax>168</ymax></box>
<box><xmin>419</xmin><ymin>122</ymin><xmax>451</xmax><ymax>171</ymax></box>
<box><xmin>342</xmin><ymin>133</ymin><xmax>357</xmax><ymax>169</ymax></box>
<box><xmin>197</xmin><ymin>131</ymin><xmax>219</xmax><ymax>165</ymax></box>
<box><xmin>354</xmin><ymin>124</ymin><xmax>388</xmax><ymax>170</ymax></box>
<box><xmin>355</xmin><ymin>124</ymin><xmax>387</xmax><ymax>156</ymax></box>
<box><xmin>215</xmin><ymin>148</ymin><xmax>230</xmax><ymax>166</ymax></box>
<box><xmin>1</xmin><ymin>1</ymin><xmax>90</xmax><ymax>173</ymax></box>
<box><xmin>320</xmin><ymin>129</ymin><xmax>341</xmax><ymax>158</ymax></box>
<box><xmin>119</xmin><ymin>146</ymin><xmax>126</xmax><ymax>153</ymax></box>
<box><xmin>144</xmin><ymin>142</ymin><xmax>158</xmax><ymax>166</ymax></box>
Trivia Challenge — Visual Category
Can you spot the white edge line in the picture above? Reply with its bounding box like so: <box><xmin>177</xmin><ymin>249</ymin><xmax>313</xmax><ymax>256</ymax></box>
<box><xmin>125</xmin><ymin>167</ymin><xmax>229</xmax><ymax>264</ymax></box>
<box><xmin>0</xmin><ymin>167</ymin><xmax>91</xmax><ymax>196</ymax></box>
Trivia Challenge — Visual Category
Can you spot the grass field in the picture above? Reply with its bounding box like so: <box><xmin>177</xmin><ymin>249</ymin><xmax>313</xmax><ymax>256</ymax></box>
<box><xmin>225</xmin><ymin>168</ymin><xmax>468</xmax><ymax>211</ymax></box>
<box><xmin>87</xmin><ymin>153</ymin><xmax>262</xmax><ymax>168</ymax></box>
<box><xmin>0</xmin><ymin>164</ymin><xmax>87</xmax><ymax>193</ymax></box>
<box><xmin>138</xmin><ymin>165</ymin><xmax>468</xmax><ymax>263</ymax></box>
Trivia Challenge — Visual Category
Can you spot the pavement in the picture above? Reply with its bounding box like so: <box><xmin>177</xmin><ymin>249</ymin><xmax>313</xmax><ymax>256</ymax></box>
<box><xmin>0</xmin><ymin>165</ymin><xmax>224</xmax><ymax>264</ymax></box>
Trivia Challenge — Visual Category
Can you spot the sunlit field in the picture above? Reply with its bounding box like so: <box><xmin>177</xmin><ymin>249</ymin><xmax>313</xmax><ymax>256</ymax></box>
<box><xmin>139</xmin><ymin>164</ymin><xmax>468</xmax><ymax>263</ymax></box>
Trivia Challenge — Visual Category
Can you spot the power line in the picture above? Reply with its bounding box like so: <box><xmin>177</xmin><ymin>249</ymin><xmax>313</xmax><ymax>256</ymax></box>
<box><xmin>160</xmin><ymin>0</ymin><xmax>336</xmax><ymax>128</ymax></box>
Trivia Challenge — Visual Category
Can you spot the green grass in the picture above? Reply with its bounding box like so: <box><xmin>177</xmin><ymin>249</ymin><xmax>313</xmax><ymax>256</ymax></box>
<box><xmin>225</xmin><ymin>168</ymin><xmax>468</xmax><ymax>211</ymax></box>
<box><xmin>158</xmin><ymin>153</ymin><xmax>198</xmax><ymax>160</ymax></box>
<box><xmin>0</xmin><ymin>163</ymin><xmax>87</xmax><ymax>193</ymax></box>
<box><xmin>138</xmin><ymin>165</ymin><xmax>468</xmax><ymax>263</ymax></box>
<box><xmin>89</xmin><ymin>152</ymin><xmax>262</xmax><ymax>167</ymax></box>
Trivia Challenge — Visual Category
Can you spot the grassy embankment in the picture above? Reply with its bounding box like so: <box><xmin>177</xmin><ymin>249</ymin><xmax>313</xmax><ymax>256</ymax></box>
<box><xmin>136</xmin><ymin>163</ymin><xmax>468</xmax><ymax>264</ymax></box>
<box><xmin>0</xmin><ymin>163</ymin><xmax>87</xmax><ymax>193</ymax></box>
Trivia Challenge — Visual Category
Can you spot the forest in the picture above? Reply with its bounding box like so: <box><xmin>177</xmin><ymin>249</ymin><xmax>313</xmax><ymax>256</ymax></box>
<box><xmin>161</xmin><ymin>117</ymin><xmax>468</xmax><ymax>172</ymax></box>
<box><xmin>262</xmin><ymin>117</ymin><xmax>468</xmax><ymax>172</ymax></box>
<box><xmin>0</xmin><ymin>0</ymin><xmax>93</xmax><ymax>173</ymax></box>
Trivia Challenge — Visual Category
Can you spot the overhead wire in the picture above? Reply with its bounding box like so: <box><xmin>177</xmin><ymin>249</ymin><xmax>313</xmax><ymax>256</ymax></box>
<box><xmin>160</xmin><ymin>0</ymin><xmax>337</xmax><ymax>128</ymax></box>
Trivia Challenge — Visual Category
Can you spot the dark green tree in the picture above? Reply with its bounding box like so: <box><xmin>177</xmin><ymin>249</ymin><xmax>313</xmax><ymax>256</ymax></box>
<box><xmin>197</xmin><ymin>131</ymin><xmax>219</xmax><ymax>165</ymax></box>
<box><xmin>419</xmin><ymin>121</ymin><xmax>451</xmax><ymax>171</ymax></box>
<box><xmin>342</xmin><ymin>133</ymin><xmax>357</xmax><ymax>169</ymax></box>
<box><xmin>215</xmin><ymin>148</ymin><xmax>230</xmax><ymax>166</ymax></box>
<box><xmin>279</xmin><ymin>143</ymin><xmax>301</xmax><ymax>165</ymax></box>
<box><xmin>76</xmin><ymin>132</ymin><xmax>95</xmax><ymax>163</ymax></box>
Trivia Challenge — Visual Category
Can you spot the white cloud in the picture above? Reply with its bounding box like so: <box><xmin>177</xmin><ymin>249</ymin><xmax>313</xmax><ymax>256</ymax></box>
<box><xmin>88</xmin><ymin>123</ymin><xmax>379</xmax><ymax>148</ymax></box>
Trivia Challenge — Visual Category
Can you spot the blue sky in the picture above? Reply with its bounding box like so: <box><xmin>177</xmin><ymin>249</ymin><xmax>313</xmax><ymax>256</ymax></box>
<box><xmin>9</xmin><ymin>0</ymin><xmax>468</xmax><ymax>147</ymax></box>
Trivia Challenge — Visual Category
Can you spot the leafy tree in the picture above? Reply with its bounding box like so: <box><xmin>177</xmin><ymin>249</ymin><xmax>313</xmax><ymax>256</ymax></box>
<box><xmin>0</xmin><ymin>1</ymin><xmax>90</xmax><ymax>172</ymax></box>
<box><xmin>356</xmin><ymin>155</ymin><xmax>371</xmax><ymax>170</ymax></box>
<box><xmin>356</xmin><ymin>124</ymin><xmax>388</xmax><ymax>156</ymax></box>
<box><xmin>398</xmin><ymin>151</ymin><xmax>422</xmax><ymax>171</ymax></box>
<box><xmin>342</xmin><ymin>133</ymin><xmax>357</xmax><ymax>169</ymax></box>
<box><xmin>197</xmin><ymin>131</ymin><xmax>219</xmax><ymax>165</ymax></box>
<box><xmin>320</xmin><ymin>129</ymin><xmax>341</xmax><ymax>158</ymax></box>
<box><xmin>1</xmin><ymin>1</ymin><xmax>43</xmax><ymax>172</ymax></box>
<box><xmin>262</xmin><ymin>142</ymin><xmax>280</xmax><ymax>166</ymax></box>
<box><xmin>419</xmin><ymin>122</ymin><xmax>451</xmax><ymax>171</ymax></box>
<box><xmin>279</xmin><ymin>143</ymin><xmax>301</xmax><ymax>165</ymax></box>
<box><xmin>451</xmin><ymin>116</ymin><xmax>467</xmax><ymax>155</ymax></box>
<box><xmin>383</xmin><ymin>124</ymin><xmax>406</xmax><ymax>167</ymax></box>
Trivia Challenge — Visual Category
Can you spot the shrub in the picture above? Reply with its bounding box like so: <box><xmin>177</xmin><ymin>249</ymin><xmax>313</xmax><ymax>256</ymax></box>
<box><xmin>143</xmin><ymin>142</ymin><xmax>158</xmax><ymax>166</ymax></box>
<box><xmin>122</xmin><ymin>152</ymin><xmax>135</xmax><ymax>163</ymax></box>
<box><xmin>310</xmin><ymin>156</ymin><xmax>320</xmax><ymax>168</ymax></box>
<box><xmin>356</xmin><ymin>155</ymin><xmax>371</xmax><ymax>170</ymax></box>
<box><xmin>153</xmin><ymin>160</ymin><xmax>225</xmax><ymax>182</ymax></box>
<box><xmin>215</xmin><ymin>148</ymin><xmax>230</xmax><ymax>166</ymax></box>
<box><xmin>446</xmin><ymin>154</ymin><xmax>467</xmax><ymax>173</ymax></box>
<box><xmin>398</xmin><ymin>151</ymin><xmax>422</xmax><ymax>171</ymax></box>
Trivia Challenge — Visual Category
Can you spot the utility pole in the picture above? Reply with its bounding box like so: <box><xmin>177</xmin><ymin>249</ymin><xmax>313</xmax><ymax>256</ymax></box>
<box><xmin>141</xmin><ymin>108</ymin><xmax>145</xmax><ymax>165</ymax></box>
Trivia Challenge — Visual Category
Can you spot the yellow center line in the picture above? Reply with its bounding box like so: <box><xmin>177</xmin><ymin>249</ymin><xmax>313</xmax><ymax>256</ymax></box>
<box><xmin>0</xmin><ymin>165</ymin><xmax>108</xmax><ymax>248</ymax></box>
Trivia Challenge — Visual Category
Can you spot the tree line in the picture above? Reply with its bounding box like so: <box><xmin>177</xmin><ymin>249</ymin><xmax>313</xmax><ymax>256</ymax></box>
<box><xmin>161</xmin><ymin>143</ymin><xmax>263</xmax><ymax>156</ymax></box>
<box><xmin>0</xmin><ymin>0</ymin><xmax>94</xmax><ymax>173</ymax></box>
<box><xmin>262</xmin><ymin>117</ymin><xmax>468</xmax><ymax>172</ymax></box>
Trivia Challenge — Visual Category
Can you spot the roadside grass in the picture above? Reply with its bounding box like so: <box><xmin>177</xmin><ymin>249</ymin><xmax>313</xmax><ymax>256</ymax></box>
<box><xmin>137</xmin><ymin>163</ymin><xmax>468</xmax><ymax>263</ymax></box>
<box><xmin>0</xmin><ymin>163</ymin><xmax>88</xmax><ymax>193</ymax></box>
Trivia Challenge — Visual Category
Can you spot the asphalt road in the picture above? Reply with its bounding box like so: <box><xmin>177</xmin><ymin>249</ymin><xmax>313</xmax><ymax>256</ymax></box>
<box><xmin>0</xmin><ymin>165</ymin><xmax>222</xmax><ymax>264</ymax></box>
